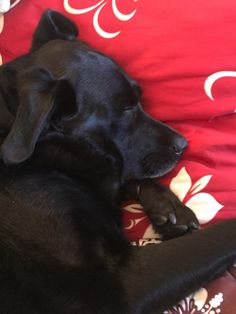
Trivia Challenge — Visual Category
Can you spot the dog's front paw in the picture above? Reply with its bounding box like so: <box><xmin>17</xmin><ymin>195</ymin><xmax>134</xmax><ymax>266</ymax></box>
<box><xmin>123</xmin><ymin>179</ymin><xmax>200</xmax><ymax>240</ymax></box>
<box><xmin>152</xmin><ymin>201</ymin><xmax>200</xmax><ymax>240</ymax></box>
<box><xmin>135</xmin><ymin>181</ymin><xmax>200</xmax><ymax>240</ymax></box>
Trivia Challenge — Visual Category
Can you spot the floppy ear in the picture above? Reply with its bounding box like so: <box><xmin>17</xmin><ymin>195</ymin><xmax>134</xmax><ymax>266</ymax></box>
<box><xmin>31</xmin><ymin>9</ymin><xmax>78</xmax><ymax>52</ymax></box>
<box><xmin>0</xmin><ymin>68</ymin><xmax>76</xmax><ymax>165</ymax></box>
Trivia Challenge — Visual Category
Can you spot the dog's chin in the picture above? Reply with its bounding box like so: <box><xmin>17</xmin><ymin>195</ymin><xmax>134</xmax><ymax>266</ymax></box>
<box><xmin>123</xmin><ymin>161</ymin><xmax>178</xmax><ymax>181</ymax></box>
<box><xmin>142</xmin><ymin>169</ymin><xmax>175</xmax><ymax>179</ymax></box>
<box><xmin>138</xmin><ymin>152</ymin><xmax>182</xmax><ymax>179</ymax></box>
<box><xmin>140</xmin><ymin>158</ymin><xmax>179</xmax><ymax>179</ymax></box>
<box><xmin>142</xmin><ymin>164</ymin><xmax>175</xmax><ymax>179</ymax></box>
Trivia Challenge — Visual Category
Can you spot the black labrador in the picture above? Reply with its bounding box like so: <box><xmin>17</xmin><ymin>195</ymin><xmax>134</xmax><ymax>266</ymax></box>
<box><xmin>0</xmin><ymin>10</ymin><xmax>235</xmax><ymax>314</ymax></box>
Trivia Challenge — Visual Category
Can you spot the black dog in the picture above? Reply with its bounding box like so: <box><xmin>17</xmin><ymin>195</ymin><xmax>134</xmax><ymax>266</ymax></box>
<box><xmin>0</xmin><ymin>10</ymin><xmax>235</xmax><ymax>314</ymax></box>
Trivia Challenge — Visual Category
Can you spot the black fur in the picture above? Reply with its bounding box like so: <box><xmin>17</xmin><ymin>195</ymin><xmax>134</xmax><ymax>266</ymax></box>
<box><xmin>0</xmin><ymin>9</ymin><xmax>235</xmax><ymax>314</ymax></box>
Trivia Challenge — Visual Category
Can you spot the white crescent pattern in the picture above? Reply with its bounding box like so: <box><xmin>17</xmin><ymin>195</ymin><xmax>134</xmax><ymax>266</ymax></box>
<box><xmin>204</xmin><ymin>71</ymin><xmax>236</xmax><ymax>100</ymax></box>
<box><xmin>112</xmin><ymin>0</ymin><xmax>136</xmax><ymax>21</ymax></box>
<box><xmin>64</xmin><ymin>0</ymin><xmax>104</xmax><ymax>14</ymax></box>
<box><xmin>93</xmin><ymin>2</ymin><xmax>120</xmax><ymax>38</ymax></box>
<box><xmin>64</xmin><ymin>0</ymin><xmax>138</xmax><ymax>38</ymax></box>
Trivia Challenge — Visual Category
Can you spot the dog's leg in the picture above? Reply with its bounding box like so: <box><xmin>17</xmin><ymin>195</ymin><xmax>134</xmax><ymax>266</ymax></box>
<box><xmin>120</xmin><ymin>219</ymin><xmax>236</xmax><ymax>314</ymax></box>
<box><xmin>122</xmin><ymin>179</ymin><xmax>199</xmax><ymax>239</ymax></box>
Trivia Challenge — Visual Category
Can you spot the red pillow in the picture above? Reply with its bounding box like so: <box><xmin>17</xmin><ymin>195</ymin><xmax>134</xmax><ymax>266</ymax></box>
<box><xmin>0</xmin><ymin>0</ymin><xmax>236</xmax><ymax>241</ymax></box>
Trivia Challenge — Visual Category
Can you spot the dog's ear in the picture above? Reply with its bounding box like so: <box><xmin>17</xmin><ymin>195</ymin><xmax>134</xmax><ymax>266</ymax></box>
<box><xmin>31</xmin><ymin>9</ymin><xmax>78</xmax><ymax>52</ymax></box>
<box><xmin>0</xmin><ymin>68</ymin><xmax>76</xmax><ymax>165</ymax></box>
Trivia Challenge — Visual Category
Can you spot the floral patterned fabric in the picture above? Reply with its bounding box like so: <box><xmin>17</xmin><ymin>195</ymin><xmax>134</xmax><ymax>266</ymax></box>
<box><xmin>123</xmin><ymin>166</ymin><xmax>226</xmax><ymax>240</ymax></box>
<box><xmin>0</xmin><ymin>0</ymin><xmax>236</xmax><ymax>313</ymax></box>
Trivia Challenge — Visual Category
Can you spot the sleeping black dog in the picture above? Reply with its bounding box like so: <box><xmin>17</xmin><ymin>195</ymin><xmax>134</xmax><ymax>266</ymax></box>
<box><xmin>0</xmin><ymin>10</ymin><xmax>235</xmax><ymax>314</ymax></box>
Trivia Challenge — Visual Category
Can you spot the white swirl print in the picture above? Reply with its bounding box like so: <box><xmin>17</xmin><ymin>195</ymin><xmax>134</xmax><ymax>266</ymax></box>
<box><xmin>64</xmin><ymin>0</ymin><xmax>138</xmax><ymax>38</ymax></box>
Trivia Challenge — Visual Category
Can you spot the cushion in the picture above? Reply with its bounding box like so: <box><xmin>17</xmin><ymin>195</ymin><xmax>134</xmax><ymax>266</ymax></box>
<box><xmin>0</xmin><ymin>0</ymin><xmax>236</xmax><ymax>312</ymax></box>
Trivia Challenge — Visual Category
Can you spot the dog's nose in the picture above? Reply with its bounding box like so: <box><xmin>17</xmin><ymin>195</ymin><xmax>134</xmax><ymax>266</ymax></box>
<box><xmin>173</xmin><ymin>136</ymin><xmax>188</xmax><ymax>155</ymax></box>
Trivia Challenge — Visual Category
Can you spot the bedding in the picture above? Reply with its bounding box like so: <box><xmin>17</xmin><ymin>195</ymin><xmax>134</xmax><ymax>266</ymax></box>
<box><xmin>0</xmin><ymin>0</ymin><xmax>236</xmax><ymax>313</ymax></box>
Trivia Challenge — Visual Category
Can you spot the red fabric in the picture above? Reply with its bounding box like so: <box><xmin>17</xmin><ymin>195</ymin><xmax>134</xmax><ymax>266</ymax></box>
<box><xmin>0</xmin><ymin>0</ymin><xmax>236</xmax><ymax>241</ymax></box>
<box><xmin>1</xmin><ymin>2</ymin><xmax>236</xmax><ymax>313</ymax></box>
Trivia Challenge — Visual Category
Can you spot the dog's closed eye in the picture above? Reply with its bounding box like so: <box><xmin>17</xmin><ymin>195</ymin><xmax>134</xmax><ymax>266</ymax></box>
<box><xmin>123</xmin><ymin>104</ymin><xmax>138</xmax><ymax>112</ymax></box>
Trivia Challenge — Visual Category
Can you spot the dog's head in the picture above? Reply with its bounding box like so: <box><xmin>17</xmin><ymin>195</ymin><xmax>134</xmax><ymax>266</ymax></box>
<box><xmin>0</xmin><ymin>10</ymin><xmax>187</xmax><ymax>181</ymax></box>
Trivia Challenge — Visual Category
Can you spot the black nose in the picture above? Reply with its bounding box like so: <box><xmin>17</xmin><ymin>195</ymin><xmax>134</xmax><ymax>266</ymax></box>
<box><xmin>173</xmin><ymin>136</ymin><xmax>188</xmax><ymax>155</ymax></box>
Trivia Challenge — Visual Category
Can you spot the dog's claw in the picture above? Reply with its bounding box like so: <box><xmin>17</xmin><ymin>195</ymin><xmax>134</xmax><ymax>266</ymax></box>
<box><xmin>168</xmin><ymin>213</ymin><xmax>177</xmax><ymax>224</ymax></box>
<box><xmin>190</xmin><ymin>221</ymin><xmax>200</xmax><ymax>230</ymax></box>
<box><xmin>136</xmin><ymin>184</ymin><xmax>141</xmax><ymax>195</ymax></box>
<box><xmin>155</xmin><ymin>215</ymin><xmax>168</xmax><ymax>225</ymax></box>
<box><xmin>174</xmin><ymin>225</ymin><xmax>188</xmax><ymax>232</ymax></box>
